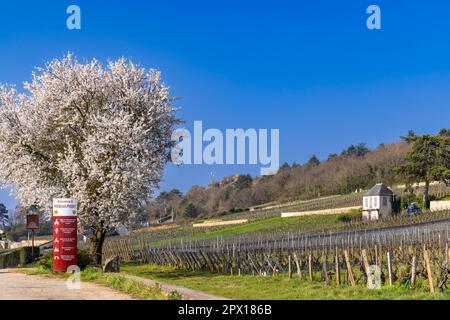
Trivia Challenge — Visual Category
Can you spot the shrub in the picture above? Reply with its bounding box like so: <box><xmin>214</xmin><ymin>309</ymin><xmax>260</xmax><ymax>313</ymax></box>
<box><xmin>77</xmin><ymin>248</ymin><xmax>93</xmax><ymax>269</ymax></box>
<box><xmin>36</xmin><ymin>248</ymin><xmax>92</xmax><ymax>271</ymax></box>
<box><xmin>399</xmin><ymin>194</ymin><xmax>424</xmax><ymax>211</ymax></box>
<box><xmin>337</xmin><ymin>209</ymin><xmax>362</xmax><ymax>223</ymax></box>
<box><xmin>337</xmin><ymin>214</ymin><xmax>352</xmax><ymax>223</ymax></box>
<box><xmin>37</xmin><ymin>251</ymin><xmax>53</xmax><ymax>270</ymax></box>
<box><xmin>167</xmin><ymin>291</ymin><xmax>182</xmax><ymax>300</ymax></box>
<box><xmin>217</xmin><ymin>211</ymin><xmax>228</xmax><ymax>217</ymax></box>
<box><xmin>194</xmin><ymin>213</ymin><xmax>205</xmax><ymax>221</ymax></box>
<box><xmin>430</xmin><ymin>194</ymin><xmax>450</xmax><ymax>201</ymax></box>
<box><xmin>0</xmin><ymin>247</ymin><xmax>39</xmax><ymax>269</ymax></box>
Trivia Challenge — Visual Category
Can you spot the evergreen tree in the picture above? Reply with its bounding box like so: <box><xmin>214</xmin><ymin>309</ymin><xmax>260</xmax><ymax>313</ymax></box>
<box><xmin>184</xmin><ymin>203</ymin><xmax>198</xmax><ymax>219</ymax></box>
<box><xmin>307</xmin><ymin>155</ymin><xmax>320</xmax><ymax>166</ymax></box>
<box><xmin>394</xmin><ymin>134</ymin><xmax>450</xmax><ymax>209</ymax></box>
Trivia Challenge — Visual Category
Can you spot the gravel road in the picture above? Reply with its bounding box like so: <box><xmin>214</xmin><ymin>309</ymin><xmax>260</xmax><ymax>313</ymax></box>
<box><xmin>0</xmin><ymin>269</ymin><xmax>133</xmax><ymax>300</ymax></box>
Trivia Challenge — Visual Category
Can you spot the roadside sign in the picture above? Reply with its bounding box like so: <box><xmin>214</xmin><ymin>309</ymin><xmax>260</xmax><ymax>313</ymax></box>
<box><xmin>26</xmin><ymin>214</ymin><xmax>40</xmax><ymax>230</ymax></box>
<box><xmin>52</xmin><ymin>198</ymin><xmax>78</xmax><ymax>272</ymax></box>
<box><xmin>26</xmin><ymin>213</ymin><xmax>40</xmax><ymax>261</ymax></box>
<box><xmin>53</xmin><ymin>198</ymin><xmax>77</xmax><ymax>217</ymax></box>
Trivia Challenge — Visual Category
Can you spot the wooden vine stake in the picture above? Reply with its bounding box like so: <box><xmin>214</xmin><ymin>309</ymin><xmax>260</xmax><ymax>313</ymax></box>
<box><xmin>308</xmin><ymin>254</ymin><xmax>313</xmax><ymax>281</ymax></box>
<box><xmin>410</xmin><ymin>256</ymin><xmax>416</xmax><ymax>288</ymax></box>
<box><xmin>344</xmin><ymin>250</ymin><xmax>355</xmax><ymax>287</ymax></box>
<box><xmin>293</xmin><ymin>252</ymin><xmax>302</xmax><ymax>280</ymax></box>
<box><xmin>335</xmin><ymin>249</ymin><xmax>341</xmax><ymax>285</ymax></box>
<box><xmin>361</xmin><ymin>249</ymin><xmax>372</xmax><ymax>285</ymax></box>
<box><xmin>322</xmin><ymin>251</ymin><xmax>329</xmax><ymax>282</ymax></box>
<box><xmin>446</xmin><ymin>242</ymin><xmax>449</xmax><ymax>266</ymax></box>
<box><xmin>423</xmin><ymin>247</ymin><xmax>435</xmax><ymax>293</ymax></box>
<box><xmin>288</xmin><ymin>255</ymin><xmax>292</xmax><ymax>279</ymax></box>
<box><xmin>387</xmin><ymin>251</ymin><xmax>393</xmax><ymax>286</ymax></box>
<box><xmin>375</xmin><ymin>245</ymin><xmax>379</xmax><ymax>267</ymax></box>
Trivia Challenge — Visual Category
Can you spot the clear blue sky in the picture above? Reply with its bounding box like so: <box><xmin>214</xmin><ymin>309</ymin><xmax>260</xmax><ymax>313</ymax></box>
<box><xmin>1</xmin><ymin>0</ymin><xmax>450</xmax><ymax>211</ymax></box>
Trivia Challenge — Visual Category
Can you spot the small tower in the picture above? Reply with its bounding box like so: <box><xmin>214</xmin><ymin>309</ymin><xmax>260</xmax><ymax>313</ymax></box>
<box><xmin>362</xmin><ymin>183</ymin><xmax>394</xmax><ymax>221</ymax></box>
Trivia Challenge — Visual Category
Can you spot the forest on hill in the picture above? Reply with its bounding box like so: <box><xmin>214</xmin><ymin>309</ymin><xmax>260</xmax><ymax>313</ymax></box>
<box><xmin>147</xmin><ymin>140</ymin><xmax>412</xmax><ymax>221</ymax></box>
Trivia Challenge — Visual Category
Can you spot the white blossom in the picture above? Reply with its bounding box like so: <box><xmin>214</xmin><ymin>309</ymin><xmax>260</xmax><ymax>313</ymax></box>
<box><xmin>0</xmin><ymin>54</ymin><xmax>178</xmax><ymax>233</ymax></box>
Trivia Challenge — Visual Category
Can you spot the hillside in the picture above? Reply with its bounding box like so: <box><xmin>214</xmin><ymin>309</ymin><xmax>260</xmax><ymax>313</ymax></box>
<box><xmin>148</xmin><ymin>141</ymin><xmax>411</xmax><ymax>220</ymax></box>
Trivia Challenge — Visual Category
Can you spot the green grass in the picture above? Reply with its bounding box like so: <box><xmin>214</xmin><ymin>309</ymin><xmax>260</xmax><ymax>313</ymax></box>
<box><xmin>80</xmin><ymin>268</ymin><xmax>168</xmax><ymax>300</ymax></box>
<box><xmin>19</xmin><ymin>266</ymin><xmax>169</xmax><ymax>300</ymax></box>
<box><xmin>148</xmin><ymin>213</ymin><xmax>354</xmax><ymax>246</ymax></box>
<box><xmin>191</xmin><ymin>215</ymin><xmax>342</xmax><ymax>238</ymax></box>
<box><xmin>121</xmin><ymin>263</ymin><xmax>450</xmax><ymax>300</ymax></box>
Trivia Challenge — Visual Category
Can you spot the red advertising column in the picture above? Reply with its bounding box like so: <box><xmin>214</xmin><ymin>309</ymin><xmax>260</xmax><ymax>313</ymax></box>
<box><xmin>53</xmin><ymin>198</ymin><xmax>78</xmax><ymax>272</ymax></box>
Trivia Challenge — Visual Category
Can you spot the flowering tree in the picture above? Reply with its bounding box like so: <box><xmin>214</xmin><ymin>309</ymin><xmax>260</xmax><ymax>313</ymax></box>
<box><xmin>0</xmin><ymin>54</ymin><xmax>178</xmax><ymax>263</ymax></box>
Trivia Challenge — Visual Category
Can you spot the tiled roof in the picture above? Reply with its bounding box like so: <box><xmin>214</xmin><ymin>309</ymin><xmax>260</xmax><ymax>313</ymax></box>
<box><xmin>365</xmin><ymin>183</ymin><xmax>394</xmax><ymax>196</ymax></box>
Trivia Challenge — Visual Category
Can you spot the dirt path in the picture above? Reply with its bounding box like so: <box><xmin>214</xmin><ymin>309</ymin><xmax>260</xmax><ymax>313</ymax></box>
<box><xmin>0</xmin><ymin>269</ymin><xmax>133</xmax><ymax>300</ymax></box>
<box><xmin>121</xmin><ymin>274</ymin><xmax>229</xmax><ymax>300</ymax></box>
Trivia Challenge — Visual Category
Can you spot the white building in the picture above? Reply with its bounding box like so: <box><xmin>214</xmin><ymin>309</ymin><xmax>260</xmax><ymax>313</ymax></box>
<box><xmin>362</xmin><ymin>183</ymin><xmax>394</xmax><ymax>221</ymax></box>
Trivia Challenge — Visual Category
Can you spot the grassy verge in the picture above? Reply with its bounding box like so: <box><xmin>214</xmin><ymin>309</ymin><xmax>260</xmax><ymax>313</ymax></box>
<box><xmin>121</xmin><ymin>263</ymin><xmax>450</xmax><ymax>300</ymax></box>
<box><xmin>18</xmin><ymin>266</ymin><xmax>170</xmax><ymax>300</ymax></box>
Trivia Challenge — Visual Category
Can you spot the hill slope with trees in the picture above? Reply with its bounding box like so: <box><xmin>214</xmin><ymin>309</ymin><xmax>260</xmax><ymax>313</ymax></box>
<box><xmin>148</xmin><ymin>141</ymin><xmax>413</xmax><ymax>221</ymax></box>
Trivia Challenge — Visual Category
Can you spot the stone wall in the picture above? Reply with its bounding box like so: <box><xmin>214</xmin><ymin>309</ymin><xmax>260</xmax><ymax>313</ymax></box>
<box><xmin>430</xmin><ymin>201</ymin><xmax>450</xmax><ymax>212</ymax></box>
<box><xmin>281</xmin><ymin>206</ymin><xmax>362</xmax><ymax>218</ymax></box>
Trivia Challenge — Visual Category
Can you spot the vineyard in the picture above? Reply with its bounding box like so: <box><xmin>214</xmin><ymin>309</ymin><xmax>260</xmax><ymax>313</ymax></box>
<box><xmin>96</xmin><ymin>185</ymin><xmax>450</xmax><ymax>295</ymax></box>
<box><xmin>107</xmin><ymin>207</ymin><xmax>450</xmax><ymax>249</ymax></box>
<box><xmin>134</xmin><ymin>184</ymin><xmax>450</xmax><ymax>243</ymax></box>
<box><xmin>213</xmin><ymin>182</ymin><xmax>450</xmax><ymax>223</ymax></box>
<box><xmin>101</xmin><ymin>211</ymin><xmax>450</xmax><ymax>294</ymax></box>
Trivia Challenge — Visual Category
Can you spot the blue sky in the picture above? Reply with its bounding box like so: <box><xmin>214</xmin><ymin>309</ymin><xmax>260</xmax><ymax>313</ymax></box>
<box><xmin>1</xmin><ymin>0</ymin><xmax>450</xmax><ymax>210</ymax></box>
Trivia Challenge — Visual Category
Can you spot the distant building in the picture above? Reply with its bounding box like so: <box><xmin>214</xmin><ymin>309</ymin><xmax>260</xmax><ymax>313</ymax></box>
<box><xmin>362</xmin><ymin>183</ymin><xmax>394</xmax><ymax>221</ymax></box>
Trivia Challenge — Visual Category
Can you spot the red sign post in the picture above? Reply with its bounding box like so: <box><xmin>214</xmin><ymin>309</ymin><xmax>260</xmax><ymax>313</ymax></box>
<box><xmin>53</xmin><ymin>199</ymin><xmax>78</xmax><ymax>272</ymax></box>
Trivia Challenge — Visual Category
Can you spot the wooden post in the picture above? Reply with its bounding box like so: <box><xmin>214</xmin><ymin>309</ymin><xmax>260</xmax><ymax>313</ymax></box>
<box><xmin>410</xmin><ymin>256</ymin><xmax>416</xmax><ymax>287</ymax></box>
<box><xmin>247</xmin><ymin>253</ymin><xmax>260</xmax><ymax>275</ymax></box>
<box><xmin>423</xmin><ymin>248</ymin><xmax>435</xmax><ymax>293</ymax></box>
<box><xmin>446</xmin><ymin>242</ymin><xmax>449</xmax><ymax>266</ymax></box>
<box><xmin>288</xmin><ymin>255</ymin><xmax>292</xmax><ymax>279</ymax></box>
<box><xmin>335</xmin><ymin>250</ymin><xmax>341</xmax><ymax>285</ymax></box>
<box><xmin>265</xmin><ymin>255</ymin><xmax>276</xmax><ymax>276</ymax></box>
<box><xmin>322</xmin><ymin>252</ymin><xmax>329</xmax><ymax>282</ymax></box>
<box><xmin>293</xmin><ymin>252</ymin><xmax>302</xmax><ymax>280</ymax></box>
<box><xmin>31</xmin><ymin>230</ymin><xmax>35</xmax><ymax>261</ymax></box>
<box><xmin>308</xmin><ymin>254</ymin><xmax>313</xmax><ymax>281</ymax></box>
<box><xmin>387</xmin><ymin>251</ymin><xmax>393</xmax><ymax>286</ymax></box>
<box><xmin>344</xmin><ymin>250</ymin><xmax>355</xmax><ymax>287</ymax></box>
<box><xmin>361</xmin><ymin>249</ymin><xmax>372</xmax><ymax>285</ymax></box>
<box><xmin>375</xmin><ymin>245</ymin><xmax>379</xmax><ymax>267</ymax></box>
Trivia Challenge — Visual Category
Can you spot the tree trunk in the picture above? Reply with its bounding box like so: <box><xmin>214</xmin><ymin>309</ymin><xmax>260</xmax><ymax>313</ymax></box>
<box><xmin>424</xmin><ymin>180</ymin><xmax>430</xmax><ymax>210</ymax></box>
<box><xmin>89</xmin><ymin>227</ymin><xmax>107</xmax><ymax>266</ymax></box>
